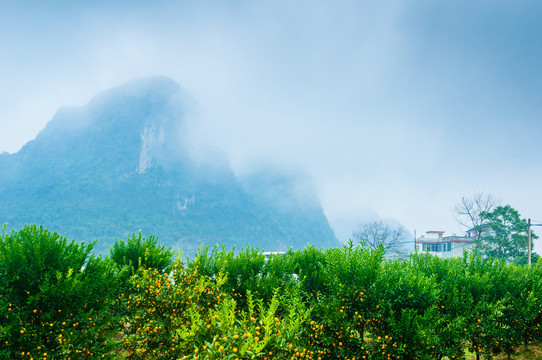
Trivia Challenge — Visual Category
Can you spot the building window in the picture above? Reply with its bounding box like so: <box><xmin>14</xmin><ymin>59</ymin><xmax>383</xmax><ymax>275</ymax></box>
<box><xmin>421</xmin><ymin>242</ymin><xmax>453</xmax><ymax>253</ymax></box>
<box><xmin>427</xmin><ymin>244</ymin><xmax>441</xmax><ymax>252</ymax></box>
<box><xmin>422</xmin><ymin>243</ymin><xmax>450</xmax><ymax>252</ymax></box>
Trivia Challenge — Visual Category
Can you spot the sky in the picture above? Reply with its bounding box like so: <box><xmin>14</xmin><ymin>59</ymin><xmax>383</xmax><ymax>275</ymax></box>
<box><xmin>1</xmin><ymin>0</ymin><xmax>542</xmax><ymax>249</ymax></box>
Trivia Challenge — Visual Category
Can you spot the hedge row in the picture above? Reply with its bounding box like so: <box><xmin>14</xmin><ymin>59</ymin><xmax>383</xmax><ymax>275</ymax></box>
<box><xmin>1</xmin><ymin>225</ymin><xmax>541</xmax><ymax>360</ymax></box>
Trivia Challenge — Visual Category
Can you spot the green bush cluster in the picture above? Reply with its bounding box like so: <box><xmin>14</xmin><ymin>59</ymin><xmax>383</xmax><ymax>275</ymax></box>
<box><xmin>182</xmin><ymin>241</ymin><xmax>542</xmax><ymax>360</ymax></box>
<box><xmin>0</xmin><ymin>225</ymin><xmax>125</xmax><ymax>359</ymax></box>
<box><xmin>119</xmin><ymin>262</ymin><xmax>310</xmax><ymax>360</ymax></box>
<box><xmin>1</xmin><ymin>225</ymin><xmax>542</xmax><ymax>360</ymax></box>
<box><xmin>110</xmin><ymin>231</ymin><xmax>174</xmax><ymax>275</ymax></box>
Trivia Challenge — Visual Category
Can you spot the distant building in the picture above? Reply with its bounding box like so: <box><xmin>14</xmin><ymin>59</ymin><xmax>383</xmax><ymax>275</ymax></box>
<box><xmin>465</xmin><ymin>224</ymin><xmax>494</xmax><ymax>239</ymax></box>
<box><xmin>415</xmin><ymin>230</ymin><xmax>476</xmax><ymax>258</ymax></box>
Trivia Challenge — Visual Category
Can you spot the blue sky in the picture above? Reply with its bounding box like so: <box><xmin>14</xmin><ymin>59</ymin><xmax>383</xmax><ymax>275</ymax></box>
<box><xmin>1</xmin><ymin>1</ymin><xmax>541</xmax><ymax>248</ymax></box>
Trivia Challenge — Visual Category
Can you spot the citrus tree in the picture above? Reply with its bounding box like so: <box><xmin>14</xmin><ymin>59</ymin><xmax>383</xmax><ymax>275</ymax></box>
<box><xmin>0</xmin><ymin>224</ymin><xmax>124</xmax><ymax>359</ymax></box>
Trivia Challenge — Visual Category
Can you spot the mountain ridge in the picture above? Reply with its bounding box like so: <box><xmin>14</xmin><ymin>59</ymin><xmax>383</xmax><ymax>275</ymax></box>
<box><xmin>0</xmin><ymin>77</ymin><xmax>339</xmax><ymax>255</ymax></box>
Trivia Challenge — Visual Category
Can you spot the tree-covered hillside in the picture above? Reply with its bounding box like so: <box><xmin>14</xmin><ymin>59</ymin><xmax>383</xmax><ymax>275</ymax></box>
<box><xmin>0</xmin><ymin>77</ymin><xmax>339</xmax><ymax>254</ymax></box>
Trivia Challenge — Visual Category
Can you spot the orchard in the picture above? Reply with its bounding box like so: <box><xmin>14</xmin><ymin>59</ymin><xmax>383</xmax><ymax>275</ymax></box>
<box><xmin>1</xmin><ymin>225</ymin><xmax>541</xmax><ymax>359</ymax></box>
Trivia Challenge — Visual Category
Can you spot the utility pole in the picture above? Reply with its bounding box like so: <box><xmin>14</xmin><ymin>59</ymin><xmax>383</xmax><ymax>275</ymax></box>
<box><xmin>528</xmin><ymin>218</ymin><xmax>531</xmax><ymax>266</ymax></box>
<box><xmin>527</xmin><ymin>220</ymin><xmax>542</xmax><ymax>266</ymax></box>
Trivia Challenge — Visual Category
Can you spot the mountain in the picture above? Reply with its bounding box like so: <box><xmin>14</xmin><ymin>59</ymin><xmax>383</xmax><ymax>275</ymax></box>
<box><xmin>0</xmin><ymin>77</ymin><xmax>339</xmax><ymax>255</ymax></box>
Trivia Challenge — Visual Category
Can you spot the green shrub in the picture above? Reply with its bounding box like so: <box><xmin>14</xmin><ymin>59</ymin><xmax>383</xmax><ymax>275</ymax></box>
<box><xmin>0</xmin><ymin>224</ymin><xmax>124</xmax><ymax>359</ymax></box>
<box><xmin>371</xmin><ymin>259</ymin><xmax>440</xmax><ymax>360</ymax></box>
<box><xmin>120</xmin><ymin>258</ymin><xmax>311</xmax><ymax>359</ymax></box>
<box><xmin>295</xmin><ymin>241</ymin><xmax>384</xmax><ymax>359</ymax></box>
<box><xmin>188</xmin><ymin>245</ymin><xmax>299</xmax><ymax>311</ymax></box>
<box><xmin>110</xmin><ymin>231</ymin><xmax>174</xmax><ymax>274</ymax></box>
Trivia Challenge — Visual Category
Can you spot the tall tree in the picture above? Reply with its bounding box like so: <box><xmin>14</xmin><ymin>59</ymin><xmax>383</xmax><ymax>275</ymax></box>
<box><xmin>352</xmin><ymin>221</ymin><xmax>406</xmax><ymax>257</ymax></box>
<box><xmin>453</xmin><ymin>192</ymin><xmax>500</xmax><ymax>239</ymax></box>
<box><xmin>478</xmin><ymin>205</ymin><xmax>537</xmax><ymax>262</ymax></box>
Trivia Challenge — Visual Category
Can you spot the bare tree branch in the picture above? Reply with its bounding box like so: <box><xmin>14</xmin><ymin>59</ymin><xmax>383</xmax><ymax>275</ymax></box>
<box><xmin>352</xmin><ymin>221</ymin><xmax>405</xmax><ymax>256</ymax></box>
<box><xmin>452</xmin><ymin>192</ymin><xmax>500</xmax><ymax>238</ymax></box>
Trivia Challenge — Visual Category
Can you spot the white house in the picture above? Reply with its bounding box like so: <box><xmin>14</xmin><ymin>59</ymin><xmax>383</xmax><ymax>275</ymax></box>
<box><xmin>415</xmin><ymin>230</ymin><xmax>476</xmax><ymax>258</ymax></box>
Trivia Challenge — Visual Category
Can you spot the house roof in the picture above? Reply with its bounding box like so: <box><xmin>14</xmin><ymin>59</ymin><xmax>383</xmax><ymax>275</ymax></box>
<box><xmin>417</xmin><ymin>239</ymin><xmax>475</xmax><ymax>244</ymax></box>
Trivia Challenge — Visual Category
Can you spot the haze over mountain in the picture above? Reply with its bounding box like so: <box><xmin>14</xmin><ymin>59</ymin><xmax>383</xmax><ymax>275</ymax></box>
<box><xmin>0</xmin><ymin>77</ymin><xmax>339</xmax><ymax>254</ymax></box>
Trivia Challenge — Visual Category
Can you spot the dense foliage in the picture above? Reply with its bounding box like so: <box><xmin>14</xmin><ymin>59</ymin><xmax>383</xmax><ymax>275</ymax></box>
<box><xmin>0</xmin><ymin>225</ymin><xmax>125</xmax><ymax>359</ymax></box>
<box><xmin>479</xmin><ymin>205</ymin><xmax>538</xmax><ymax>262</ymax></box>
<box><xmin>110</xmin><ymin>232</ymin><xmax>174</xmax><ymax>274</ymax></box>
<box><xmin>2</xmin><ymin>225</ymin><xmax>542</xmax><ymax>360</ymax></box>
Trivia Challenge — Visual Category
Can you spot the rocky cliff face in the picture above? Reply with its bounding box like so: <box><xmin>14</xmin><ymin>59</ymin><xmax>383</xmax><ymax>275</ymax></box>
<box><xmin>0</xmin><ymin>77</ymin><xmax>339</xmax><ymax>254</ymax></box>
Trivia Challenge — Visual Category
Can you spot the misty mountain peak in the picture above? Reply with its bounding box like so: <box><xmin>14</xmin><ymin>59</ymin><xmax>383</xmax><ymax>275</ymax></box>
<box><xmin>0</xmin><ymin>77</ymin><xmax>339</xmax><ymax>254</ymax></box>
<box><xmin>20</xmin><ymin>76</ymin><xmax>190</xmax><ymax>175</ymax></box>
<box><xmin>41</xmin><ymin>76</ymin><xmax>183</xmax><ymax>136</ymax></box>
